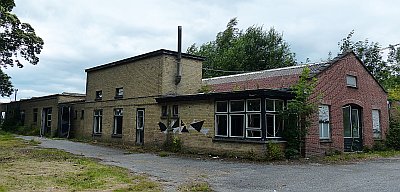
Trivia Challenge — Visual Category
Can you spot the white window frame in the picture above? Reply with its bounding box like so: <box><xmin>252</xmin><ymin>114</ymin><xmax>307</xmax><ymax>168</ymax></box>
<box><xmin>229</xmin><ymin>100</ymin><xmax>245</xmax><ymax>113</ymax></box>
<box><xmin>266</xmin><ymin>99</ymin><xmax>284</xmax><ymax>138</ymax></box>
<box><xmin>229</xmin><ymin>114</ymin><xmax>245</xmax><ymax>138</ymax></box>
<box><xmin>246</xmin><ymin>99</ymin><xmax>261</xmax><ymax>112</ymax></box>
<box><xmin>215</xmin><ymin>114</ymin><xmax>228</xmax><ymax>137</ymax></box>
<box><xmin>319</xmin><ymin>105</ymin><xmax>331</xmax><ymax>139</ymax></box>
<box><xmin>346</xmin><ymin>75</ymin><xmax>357</xmax><ymax>88</ymax></box>
<box><xmin>372</xmin><ymin>109</ymin><xmax>381</xmax><ymax>139</ymax></box>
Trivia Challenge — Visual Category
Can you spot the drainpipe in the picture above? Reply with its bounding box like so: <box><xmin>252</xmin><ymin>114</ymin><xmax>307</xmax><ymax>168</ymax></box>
<box><xmin>175</xmin><ymin>26</ymin><xmax>182</xmax><ymax>85</ymax></box>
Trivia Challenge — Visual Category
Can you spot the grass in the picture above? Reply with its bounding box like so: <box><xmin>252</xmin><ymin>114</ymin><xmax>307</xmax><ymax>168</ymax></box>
<box><xmin>0</xmin><ymin>131</ymin><xmax>161</xmax><ymax>192</ymax></box>
<box><xmin>323</xmin><ymin>150</ymin><xmax>400</xmax><ymax>163</ymax></box>
<box><xmin>178</xmin><ymin>181</ymin><xmax>213</xmax><ymax>192</ymax></box>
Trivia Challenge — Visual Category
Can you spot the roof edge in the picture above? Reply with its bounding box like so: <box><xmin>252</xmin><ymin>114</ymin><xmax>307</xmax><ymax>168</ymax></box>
<box><xmin>85</xmin><ymin>49</ymin><xmax>206</xmax><ymax>72</ymax></box>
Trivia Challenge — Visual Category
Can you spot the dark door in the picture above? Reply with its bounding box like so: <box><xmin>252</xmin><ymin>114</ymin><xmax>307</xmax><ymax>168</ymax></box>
<box><xmin>343</xmin><ymin>105</ymin><xmax>363</xmax><ymax>151</ymax></box>
<box><xmin>136</xmin><ymin>109</ymin><xmax>145</xmax><ymax>145</ymax></box>
<box><xmin>60</xmin><ymin>106</ymin><xmax>71</xmax><ymax>138</ymax></box>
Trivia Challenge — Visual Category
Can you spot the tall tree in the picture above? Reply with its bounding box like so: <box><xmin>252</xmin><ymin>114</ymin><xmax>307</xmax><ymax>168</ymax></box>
<box><xmin>0</xmin><ymin>0</ymin><xmax>44</xmax><ymax>96</ymax></box>
<box><xmin>338</xmin><ymin>30</ymin><xmax>390</xmax><ymax>84</ymax></box>
<box><xmin>187</xmin><ymin>18</ymin><xmax>296</xmax><ymax>78</ymax></box>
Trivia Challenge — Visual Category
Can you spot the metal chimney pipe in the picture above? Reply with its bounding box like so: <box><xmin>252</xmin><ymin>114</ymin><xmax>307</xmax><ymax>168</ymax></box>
<box><xmin>175</xmin><ymin>26</ymin><xmax>182</xmax><ymax>85</ymax></box>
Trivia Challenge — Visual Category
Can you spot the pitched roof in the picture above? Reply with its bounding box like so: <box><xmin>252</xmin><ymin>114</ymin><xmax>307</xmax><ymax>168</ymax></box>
<box><xmin>202</xmin><ymin>52</ymin><xmax>357</xmax><ymax>93</ymax></box>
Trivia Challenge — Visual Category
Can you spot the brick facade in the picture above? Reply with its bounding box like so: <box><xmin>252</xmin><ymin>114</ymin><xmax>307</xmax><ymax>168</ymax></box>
<box><xmin>0</xmin><ymin>50</ymin><xmax>389</xmax><ymax>157</ymax></box>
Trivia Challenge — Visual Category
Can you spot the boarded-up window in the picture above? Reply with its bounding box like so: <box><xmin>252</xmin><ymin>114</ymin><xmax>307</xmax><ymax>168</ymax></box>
<box><xmin>319</xmin><ymin>105</ymin><xmax>330</xmax><ymax>139</ymax></box>
<box><xmin>346</xmin><ymin>75</ymin><xmax>357</xmax><ymax>87</ymax></box>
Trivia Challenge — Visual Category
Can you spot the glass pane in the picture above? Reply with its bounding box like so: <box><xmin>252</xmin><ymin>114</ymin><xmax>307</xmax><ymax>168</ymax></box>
<box><xmin>247</xmin><ymin>99</ymin><xmax>261</xmax><ymax>112</ymax></box>
<box><xmin>247</xmin><ymin>114</ymin><xmax>261</xmax><ymax>128</ymax></box>
<box><xmin>319</xmin><ymin>123</ymin><xmax>323</xmax><ymax>138</ymax></box>
<box><xmin>352</xmin><ymin>109</ymin><xmax>359</xmax><ymax>138</ymax></box>
<box><xmin>247</xmin><ymin>130</ymin><xmax>261</xmax><ymax>138</ymax></box>
<box><xmin>322</xmin><ymin>123</ymin><xmax>329</xmax><ymax>138</ymax></box>
<box><xmin>372</xmin><ymin>110</ymin><xmax>380</xmax><ymax>132</ymax></box>
<box><xmin>230</xmin><ymin>115</ymin><xmax>244</xmax><ymax>137</ymax></box>
<box><xmin>319</xmin><ymin>105</ymin><xmax>330</xmax><ymax>122</ymax></box>
<box><xmin>230</xmin><ymin>100</ymin><xmax>245</xmax><ymax>112</ymax></box>
<box><xmin>346</xmin><ymin>75</ymin><xmax>357</xmax><ymax>87</ymax></box>
<box><xmin>216</xmin><ymin>115</ymin><xmax>228</xmax><ymax>136</ymax></box>
<box><xmin>216</xmin><ymin>101</ymin><xmax>228</xmax><ymax>112</ymax></box>
<box><xmin>275</xmin><ymin>115</ymin><xmax>283</xmax><ymax>137</ymax></box>
<box><xmin>137</xmin><ymin>111</ymin><xmax>144</xmax><ymax>129</ymax></box>
<box><xmin>275</xmin><ymin>100</ymin><xmax>284</xmax><ymax>111</ymax></box>
<box><xmin>266</xmin><ymin>114</ymin><xmax>275</xmax><ymax>137</ymax></box>
<box><xmin>343</xmin><ymin>106</ymin><xmax>351</xmax><ymax>137</ymax></box>
<box><xmin>266</xmin><ymin>99</ymin><xmax>274</xmax><ymax>111</ymax></box>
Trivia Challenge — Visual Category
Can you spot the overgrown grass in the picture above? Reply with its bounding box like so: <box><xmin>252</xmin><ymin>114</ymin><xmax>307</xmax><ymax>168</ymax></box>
<box><xmin>0</xmin><ymin>131</ymin><xmax>161</xmax><ymax>192</ymax></box>
<box><xmin>323</xmin><ymin>150</ymin><xmax>400</xmax><ymax>163</ymax></box>
<box><xmin>178</xmin><ymin>181</ymin><xmax>213</xmax><ymax>192</ymax></box>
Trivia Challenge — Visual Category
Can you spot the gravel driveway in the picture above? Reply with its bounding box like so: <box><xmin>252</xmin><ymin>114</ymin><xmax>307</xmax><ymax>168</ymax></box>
<box><xmin>20</xmin><ymin>136</ymin><xmax>400</xmax><ymax>192</ymax></box>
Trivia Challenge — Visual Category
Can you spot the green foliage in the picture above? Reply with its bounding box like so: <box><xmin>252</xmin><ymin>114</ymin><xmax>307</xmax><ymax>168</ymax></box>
<box><xmin>264</xmin><ymin>142</ymin><xmax>284</xmax><ymax>160</ymax></box>
<box><xmin>0</xmin><ymin>0</ymin><xmax>44</xmax><ymax>96</ymax></box>
<box><xmin>338</xmin><ymin>30</ymin><xmax>400</xmax><ymax>91</ymax></box>
<box><xmin>281</xmin><ymin>66</ymin><xmax>317</xmax><ymax>158</ymax></box>
<box><xmin>163</xmin><ymin>136</ymin><xmax>183</xmax><ymax>153</ymax></box>
<box><xmin>178</xmin><ymin>181</ymin><xmax>213</xmax><ymax>192</ymax></box>
<box><xmin>198</xmin><ymin>84</ymin><xmax>212</xmax><ymax>93</ymax></box>
<box><xmin>386</xmin><ymin>120</ymin><xmax>400</xmax><ymax>150</ymax></box>
<box><xmin>187</xmin><ymin>18</ymin><xmax>296</xmax><ymax>78</ymax></box>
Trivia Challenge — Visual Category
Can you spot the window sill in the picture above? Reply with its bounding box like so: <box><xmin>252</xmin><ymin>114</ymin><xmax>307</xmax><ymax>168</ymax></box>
<box><xmin>346</xmin><ymin>85</ymin><xmax>358</xmax><ymax>89</ymax></box>
<box><xmin>114</xmin><ymin>96</ymin><xmax>123</xmax><ymax>99</ymax></box>
<box><xmin>93</xmin><ymin>133</ymin><xmax>102</xmax><ymax>137</ymax></box>
<box><xmin>213</xmin><ymin>137</ymin><xmax>286</xmax><ymax>144</ymax></box>
<box><xmin>320</xmin><ymin>139</ymin><xmax>332</xmax><ymax>143</ymax></box>
<box><xmin>373</xmin><ymin>138</ymin><xmax>383</xmax><ymax>141</ymax></box>
<box><xmin>111</xmin><ymin>134</ymin><xmax>122</xmax><ymax>138</ymax></box>
<box><xmin>95</xmin><ymin>98</ymin><xmax>102</xmax><ymax>101</ymax></box>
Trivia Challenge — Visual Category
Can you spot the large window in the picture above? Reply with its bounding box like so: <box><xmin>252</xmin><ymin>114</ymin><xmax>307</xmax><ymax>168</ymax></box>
<box><xmin>215</xmin><ymin>99</ymin><xmax>284</xmax><ymax>139</ymax></box>
<box><xmin>113</xmin><ymin>108</ymin><xmax>123</xmax><ymax>135</ymax></box>
<box><xmin>93</xmin><ymin>110</ymin><xmax>103</xmax><ymax>134</ymax></box>
<box><xmin>266</xmin><ymin>99</ymin><xmax>284</xmax><ymax>138</ymax></box>
<box><xmin>372</xmin><ymin>109</ymin><xmax>381</xmax><ymax>139</ymax></box>
<box><xmin>319</xmin><ymin>105</ymin><xmax>330</xmax><ymax>139</ymax></box>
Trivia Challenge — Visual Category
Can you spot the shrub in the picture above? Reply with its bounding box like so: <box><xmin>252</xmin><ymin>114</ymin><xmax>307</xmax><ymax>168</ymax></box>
<box><xmin>163</xmin><ymin>136</ymin><xmax>183</xmax><ymax>153</ymax></box>
<box><xmin>265</xmin><ymin>142</ymin><xmax>284</xmax><ymax>160</ymax></box>
<box><xmin>386</xmin><ymin>120</ymin><xmax>400</xmax><ymax>150</ymax></box>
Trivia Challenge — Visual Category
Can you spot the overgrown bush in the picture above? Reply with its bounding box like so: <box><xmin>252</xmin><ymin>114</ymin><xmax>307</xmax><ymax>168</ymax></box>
<box><xmin>265</xmin><ymin>142</ymin><xmax>284</xmax><ymax>160</ymax></box>
<box><xmin>163</xmin><ymin>135</ymin><xmax>183</xmax><ymax>153</ymax></box>
<box><xmin>386</xmin><ymin>120</ymin><xmax>400</xmax><ymax>150</ymax></box>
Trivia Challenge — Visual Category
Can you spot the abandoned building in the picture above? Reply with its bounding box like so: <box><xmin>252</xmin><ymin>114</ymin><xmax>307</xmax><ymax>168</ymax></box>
<box><xmin>0</xmin><ymin>48</ymin><xmax>389</xmax><ymax>157</ymax></box>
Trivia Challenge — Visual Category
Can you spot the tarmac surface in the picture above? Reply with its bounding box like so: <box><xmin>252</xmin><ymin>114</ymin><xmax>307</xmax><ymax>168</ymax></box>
<box><xmin>20</xmin><ymin>136</ymin><xmax>400</xmax><ymax>192</ymax></box>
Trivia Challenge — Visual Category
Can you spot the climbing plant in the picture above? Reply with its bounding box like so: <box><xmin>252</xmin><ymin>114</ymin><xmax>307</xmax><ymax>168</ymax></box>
<box><xmin>281</xmin><ymin>66</ymin><xmax>318</xmax><ymax>158</ymax></box>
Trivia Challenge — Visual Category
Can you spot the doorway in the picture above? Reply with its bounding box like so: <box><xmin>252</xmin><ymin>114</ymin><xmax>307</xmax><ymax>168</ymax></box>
<box><xmin>343</xmin><ymin>105</ymin><xmax>363</xmax><ymax>151</ymax></box>
<box><xmin>136</xmin><ymin>109</ymin><xmax>145</xmax><ymax>145</ymax></box>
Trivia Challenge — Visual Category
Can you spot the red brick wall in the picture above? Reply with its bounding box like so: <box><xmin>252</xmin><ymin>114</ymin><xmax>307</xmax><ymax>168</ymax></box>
<box><xmin>306</xmin><ymin>53</ymin><xmax>389</xmax><ymax>156</ymax></box>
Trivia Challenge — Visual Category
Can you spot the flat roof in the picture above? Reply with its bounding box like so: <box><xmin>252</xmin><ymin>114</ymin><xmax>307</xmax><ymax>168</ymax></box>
<box><xmin>85</xmin><ymin>49</ymin><xmax>205</xmax><ymax>72</ymax></box>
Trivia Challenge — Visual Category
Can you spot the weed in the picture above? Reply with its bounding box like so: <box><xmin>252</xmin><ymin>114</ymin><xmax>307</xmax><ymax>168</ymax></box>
<box><xmin>178</xmin><ymin>181</ymin><xmax>213</xmax><ymax>192</ymax></box>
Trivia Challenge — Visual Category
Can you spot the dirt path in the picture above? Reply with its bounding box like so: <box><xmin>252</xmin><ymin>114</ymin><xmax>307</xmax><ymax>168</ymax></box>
<box><xmin>20</xmin><ymin>136</ymin><xmax>400</xmax><ymax>192</ymax></box>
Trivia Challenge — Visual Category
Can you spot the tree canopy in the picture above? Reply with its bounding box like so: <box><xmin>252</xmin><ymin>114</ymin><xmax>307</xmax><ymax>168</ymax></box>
<box><xmin>0</xmin><ymin>0</ymin><xmax>44</xmax><ymax>97</ymax></box>
<box><xmin>337</xmin><ymin>30</ymin><xmax>400</xmax><ymax>100</ymax></box>
<box><xmin>187</xmin><ymin>18</ymin><xmax>296</xmax><ymax>78</ymax></box>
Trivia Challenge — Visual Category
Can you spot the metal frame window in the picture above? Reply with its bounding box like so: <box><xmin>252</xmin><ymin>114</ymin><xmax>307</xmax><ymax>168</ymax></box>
<box><xmin>266</xmin><ymin>99</ymin><xmax>284</xmax><ymax>138</ymax></box>
<box><xmin>246</xmin><ymin>99</ymin><xmax>261</xmax><ymax>138</ymax></box>
<box><xmin>46</xmin><ymin>108</ymin><xmax>52</xmax><ymax>127</ymax></box>
<box><xmin>172</xmin><ymin>105</ymin><xmax>179</xmax><ymax>117</ymax></box>
<box><xmin>113</xmin><ymin>108</ymin><xmax>123</xmax><ymax>135</ymax></box>
<box><xmin>319</xmin><ymin>105</ymin><xmax>330</xmax><ymax>139</ymax></box>
<box><xmin>93</xmin><ymin>109</ymin><xmax>103</xmax><ymax>134</ymax></box>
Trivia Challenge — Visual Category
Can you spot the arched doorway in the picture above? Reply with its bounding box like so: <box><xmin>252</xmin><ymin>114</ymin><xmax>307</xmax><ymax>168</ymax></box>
<box><xmin>343</xmin><ymin>104</ymin><xmax>363</xmax><ymax>151</ymax></box>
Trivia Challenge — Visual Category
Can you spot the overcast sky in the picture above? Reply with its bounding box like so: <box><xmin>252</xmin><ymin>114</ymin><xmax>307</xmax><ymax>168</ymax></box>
<box><xmin>2</xmin><ymin>0</ymin><xmax>399</xmax><ymax>102</ymax></box>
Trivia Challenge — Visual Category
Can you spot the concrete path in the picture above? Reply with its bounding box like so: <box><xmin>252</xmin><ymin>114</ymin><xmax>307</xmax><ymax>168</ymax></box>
<box><xmin>20</xmin><ymin>136</ymin><xmax>400</xmax><ymax>192</ymax></box>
